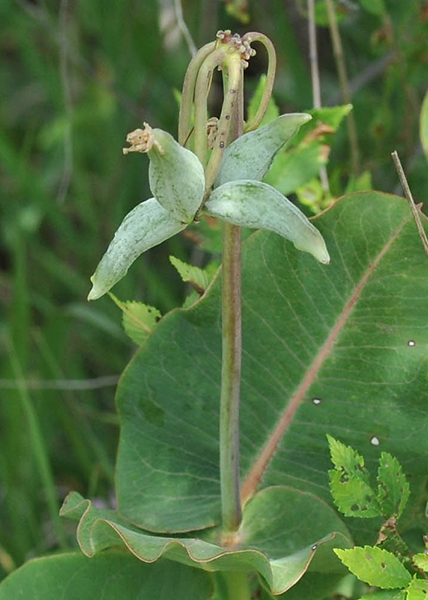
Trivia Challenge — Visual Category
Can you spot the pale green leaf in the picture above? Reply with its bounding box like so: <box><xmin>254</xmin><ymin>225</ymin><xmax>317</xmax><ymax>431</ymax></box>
<box><xmin>0</xmin><ymin>552</ymin><xmax>213</xmax><ymax>600</ymax></box>
<box><xmin>215</xmin><ymin>113</ymin><xmax>312</xmax><ymax>188</ymax></box>
<box><xmin>205</xmin><ymin>180</ymin><xmax>330</xmax><ymax>264</ymax></box>
<box><xmin>406</xmin><ymin>577</ymin><xmax>428</xmax><ymax>600</ymax></box>
<box><xmin>109</xmin><ymin>293</ymin><xmax>161</xmax><ymax>345</ymax></box>
<box><xmin>147</xmin><ymin>128</ymin><xmax>205</xmax><ymax>223</ymax></box>
<box><xmin>61</xmin><ymin>486</ymin><xmax>351</xmax><ymax>596</ymax></box>
<box><xmin>377</xmin><ymin>452</ymin><xmax>410</xmax><ymax>519</ymax></box>
<box><xmin>169</xmin><ymin>256</ymin><xmax>209</xmax><ymax>293</ymax></box>
<box><xmin>88</xmin><ymin>198</ymin><xmax>185</xmax><ymax>301</ymax></box>
<box><xmin>334</xmin><ymin>546</ymin><xmax>411</xmax><ymax>589</ymax></box>
<box><xmin>412</xmin><ymin>554</ymin><xmax>428</xmax><ymax>572</ymax></box>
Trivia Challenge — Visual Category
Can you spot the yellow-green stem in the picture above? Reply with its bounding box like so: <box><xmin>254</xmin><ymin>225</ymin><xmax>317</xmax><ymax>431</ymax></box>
<box><xmin>220</xmin><ymin>64</ymin><xmax>244</xmax><ymax>533</ymax></box>
<box><xmin>242</xmin><ymin>32</ymin><xmax>276</xmax><ymax>132</ymax></box>
<box><xmin>193</xmin><ymin>48</ymin><xmax>227</xmax><ymax>166</ymax></box>
<box><xmin>204</xmin><ymin>53</ymin><xmax>243</xmax><ymax>195</ymax></box>
<box><xmin>224</xmin><ymin>571</ymin><xmax>251</xmax><ymax>600</ymax></box>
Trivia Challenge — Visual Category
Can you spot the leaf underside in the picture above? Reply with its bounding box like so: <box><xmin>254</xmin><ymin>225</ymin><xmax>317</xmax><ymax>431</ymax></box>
<box><xmin>115</xmin><ymin>191</ymin><xmax>428</xmax><ymax>541</ymax></box>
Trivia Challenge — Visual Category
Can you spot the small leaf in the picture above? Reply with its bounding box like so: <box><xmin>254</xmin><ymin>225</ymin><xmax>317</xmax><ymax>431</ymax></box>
<box><xmin>377</xmin><ymin>452</ymin><xmax>410</xmax><ymax>519</ymax></box>
<box><xmin>109</xmin><ymin>293</ymin><xmax>161</xmax><ymax>345</ymax></box>
<box><xmin>88</xmin><ymin>198</ymin><xmax>185</xmax><ymax>301</ymax></box>
<box><xmin>205</xmin><ymin>180</ymin><xmax>330</xmax><ymax>264</ymax></box>
<box><xmin>334</xmin><ymin>546</ymin><xmax>412</xmax><ymax>589</ymax></box>
<box><xmin>413</xmin><ymin>554</ymin><xmax>428</xmax><ymax>572</ymax></box>
<box><xmin>327</xmin><ymin>436</ymin><xmax>381</xmax><ymax>518</ymax></box>
<box><xmin>169</xmin><ymin>256</ymin><xmax>209</xmax><ymax>293</ymax></box>
<box><xmin>406</xmin><ymin>577</ymin><xmax>428</xmax><ymax>600</ymax></box>
<box><xmin>215</xmin><ymin>114</ymin><xmax>312</xmax><ymax>188</ymax></box>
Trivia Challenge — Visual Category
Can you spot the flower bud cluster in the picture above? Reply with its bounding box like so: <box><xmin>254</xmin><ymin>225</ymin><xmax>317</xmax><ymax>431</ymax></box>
<box><xmin>216</xmin><ymin>30</ymin><xmax>256</xmax><ymax>67</ymax></box>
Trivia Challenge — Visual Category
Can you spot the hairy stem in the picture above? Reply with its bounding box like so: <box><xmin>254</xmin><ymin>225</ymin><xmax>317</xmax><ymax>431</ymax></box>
<box><xmin>220</xmin><ymin>61</ymin><xmax>244</xmax><ymax>533</ymax></box>
<box><xmin>221</xmin><ymin>222</ymin><xmax>243</xmax><ymax>532</ymax></box>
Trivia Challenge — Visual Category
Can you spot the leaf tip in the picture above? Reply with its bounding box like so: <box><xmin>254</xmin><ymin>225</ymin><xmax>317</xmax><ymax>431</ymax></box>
<box><xmin>87</xmin><ymin>277</ymin><xmax>102</xmax><ymax>301</ymax></box>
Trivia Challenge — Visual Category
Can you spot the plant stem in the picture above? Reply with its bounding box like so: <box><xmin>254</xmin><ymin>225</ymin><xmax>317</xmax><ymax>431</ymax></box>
<box><xmin>220</xmin><ymin>221</ymin><xmax>243</xmax><ymax>532</ymax></box>
<box><xmin>178</xmin><ymin>40</ymin><xmax>216</xmax><ymax>146</ymax></box>
<box><xmin>242</xmin><ymin>32</ymin><xmax>276</xmax><ymax>133</ymax></box>
<box><xmin>307</xmin><ymin>0</ymin><xmax>330</xmax><ymax>192</ymax></box>
<box><xmin>220</xmin><ymin>60</ymin><xmax>244</xmax><ymax>533</ymax></box>
<box><xmin>391</xmin><ymin>150</ymin><xmax>428</xmax><ymax>257</ymax></box>
<box><xmin>325</xmin><ymin>0</ymin><xmax>360</xmax><ymax>175</ymax></box>
<box><xmin>224</xmin><ymin>572</ymin><xmax>251</xmax><ymax>600</ymax></box>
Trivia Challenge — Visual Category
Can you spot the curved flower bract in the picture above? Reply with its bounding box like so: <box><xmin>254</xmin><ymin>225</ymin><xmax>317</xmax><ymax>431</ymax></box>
<box><xmin>124</xmin><ymin>124</ymin><xmax>205</xmax><ymax>223</ymax></box>
<box><xmin>88</xmin><ymin>198</ymin><xmax>186</xmax><ymax>301</ymax></box>
<box><xmin>214</xmin><ymin>113</ymin><xmax>312</xmax><ymax>188</ymax></box>
<box><xmin>204</xmin><ymin>180</ymin><xmax>330</xmax><ymax>264</ymax></box>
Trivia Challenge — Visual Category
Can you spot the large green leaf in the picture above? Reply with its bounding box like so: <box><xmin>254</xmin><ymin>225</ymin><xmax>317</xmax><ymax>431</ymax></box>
<box><xmin>115</xmin><ymin>191</ymin><xmax>428</xmax><ymax>536</ymax></box>
<box><xmin>61</xmin><ymin>486</ymin><xmax>351</xmax><ymax>596</ymax></box>
<box><xmin>0</xmin><ymin>551</ymin><xmax>213</xmax><ymax>599</ymax></box>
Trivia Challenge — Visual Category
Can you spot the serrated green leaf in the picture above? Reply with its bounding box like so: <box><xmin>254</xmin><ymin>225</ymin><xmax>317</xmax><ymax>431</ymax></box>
<box><xmin>0</xmin><ymin>551</ymin><xmax>213</xmax><ymax>600</ymax></box>
<box><xmin>377</xmin><ymin>452</ymin><xmax>410</xmax><ymax>519</ymax></box>
<box><xmin>248</xmin><ymin>75</ymin><xmax>280</xmax><ymax>127</ymax></box>
<box><xmin>359</xmin><ymin>590</ymin><xmax>407</xmax><ymax>600</ymax></box>
<box><xmin>61</xmin><ymin>487</ymin><xmax>351</xmax><ymax>596</ymax></box>
<box><xmin>264</xmin><ymin>143</ymin><xmax>326</xmax><ymax>196</ymax></box>
<box><xmin>406</xmin><ymin>577</ymin><xmax>428</xmax><ymax>600</ymax></box>
<box><xmin>328</xmin><ymin>435</ymin><xmax>366</xmax><ymax>472</ymax></box>
<box><xmin>327</xmin><ymin>436</ymin><xmax>380</xmax><ymax>518</ymax></box>
<box><xmin>329</xmin><ymin>470</ymin><xmax>380</xmax><ymax>518</ymax></box>
<box><xmin>169</xmin><ymin>256</ymin><xmax>209</xmax><ymax>293</ymax></box>
<box><xmin>413</xmin><ymin>554</ymin><xmax>428</xmax><ymax>572</ymax></box>
<box><xmin>109</xmin><ymin>293</ymin><xmax>161</xmax><ymax>345</ymax></box>
<box><xmin>334</xmin><ymin>546</ymin><xmax>412</xmax><ymax>589</ymax></box>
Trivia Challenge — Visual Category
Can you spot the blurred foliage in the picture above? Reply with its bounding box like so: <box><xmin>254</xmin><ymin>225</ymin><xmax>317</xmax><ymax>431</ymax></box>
<box><xmin>0</xmin><ymin>0</ymin><xmax>428</xmax><ymax>582</ymax></box>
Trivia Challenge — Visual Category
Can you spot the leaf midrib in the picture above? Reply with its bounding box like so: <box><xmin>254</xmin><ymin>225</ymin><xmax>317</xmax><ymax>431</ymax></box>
<box><xmin>241</xmin><ymin>214</ymin><xmax>411</xmax><ymax>505</ymax></box>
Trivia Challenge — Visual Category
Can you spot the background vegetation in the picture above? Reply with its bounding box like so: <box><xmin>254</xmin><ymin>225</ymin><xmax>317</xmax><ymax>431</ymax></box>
<box><xmin>0</xmin><ymin>0</ymin><xmax>427</xmax><ymax>584</ymax></box>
